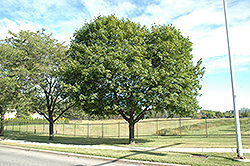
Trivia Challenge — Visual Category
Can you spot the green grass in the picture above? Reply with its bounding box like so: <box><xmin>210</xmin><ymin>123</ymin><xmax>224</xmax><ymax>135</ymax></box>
<box><xmin>2</xmin><ymin>130</ymin><xmax>250</xmax><ymax>148</ymax></box>
<box><xmin>1</xmin><ymin>118</ymin><xmax>250</xmax><ymax>166</ymax></box>
<box><xmin>157</xmin><ymin>118</ymin><xmax>237</xmax><ymax>136</ymax></box>
<box><xmin>1</xmin><ymin>140</ymin><xmax>250</xmax><ymax>166</ymax></box>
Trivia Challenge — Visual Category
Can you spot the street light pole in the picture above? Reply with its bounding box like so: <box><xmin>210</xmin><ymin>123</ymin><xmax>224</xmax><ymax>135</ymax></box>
<box><xmin>222</xmin><ymin>0</ymin><xmax>244</xmax><ymax>159</ymax></box>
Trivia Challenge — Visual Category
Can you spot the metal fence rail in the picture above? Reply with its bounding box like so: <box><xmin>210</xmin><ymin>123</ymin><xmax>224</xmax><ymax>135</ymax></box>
<box><xmin>4</xmin><ymin>118</ymin><xmax>250</xmax><ymax>138</ymax></box>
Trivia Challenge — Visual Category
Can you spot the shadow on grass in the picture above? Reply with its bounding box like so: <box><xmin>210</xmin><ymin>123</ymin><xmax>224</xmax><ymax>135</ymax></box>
<box><xmin>94</xmin><ymin>150</ymin><xmax>237</xmax><ymax>166</ymax></box>
<box><xmin>94</xmin><ymin>151</ymin><xmax>166</xmax><ymax>166</ymax></box>
<box><xmin>92</xmin><ymin>143</ymin><xmax>182</xmax><ymax>166</ymax></box>
<box><xmin>2</xmin><ymin>131</ymin><xmax>152</xmax><ymax>145</ymax></box>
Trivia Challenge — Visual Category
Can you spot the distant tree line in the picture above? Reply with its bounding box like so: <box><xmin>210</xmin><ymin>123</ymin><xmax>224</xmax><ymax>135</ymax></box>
<box><xmin>197</xmin><ymin>108</ymin><xmax>250</xmax><ymax>119</ymax></box>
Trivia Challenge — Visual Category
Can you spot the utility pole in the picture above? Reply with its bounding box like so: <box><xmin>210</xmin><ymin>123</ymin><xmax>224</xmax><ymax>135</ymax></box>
<box><xmin>222</xmin><ymin>0</ymin><xmax>248</xmax><ymax>161</ymax></box>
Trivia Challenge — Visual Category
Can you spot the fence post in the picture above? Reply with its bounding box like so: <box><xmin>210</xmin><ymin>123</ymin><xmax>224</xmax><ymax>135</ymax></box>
<box><xmin>74</xmin><ymin>123</ymin><xmax>76</xmax><ymax>136</ymax></box>
<box><xmin>63</xmin><ymin>123</ymin><xmax>65</xmax><ymax>135</ymax></box>
<box><xmin>179</xmin><ymin>118</ymin><xmax>182</xmax><ymax>138</ymax></box>
<box><xmin>118</xmin><ymin>122</ymin><xmax>120</xmax><ymax>138</ymax></box>
<box><xmin>55</xmin><ymin>123</ymin><xmax>57</xmax><ymax>135</ymax></box>
<box><xmin>43</xmin><ymin>122</ymin><xmax>45</xmax><ymax>133</ymax></box>
<box><xmin>102</xmin><ymin>123</ymin><xmax>104</xmax><ymax>138</ymax></box>
<box><xmin>33</xmin><ymin>121</ymin><xmax>36</xmax><ymax>134</ymax></box>
<box><xmin>5</xmin><ymin>121</ymin><xmax>8</xmax><ymax>131</ymax></box>
<box><xmin>5</xmin><ymin>121</ymin><xmax>7</xmax><ymax>131</ymax></box>
<box><xmin>137</xmin><ymin>123</ymin><xmax>139</xmax><ymax>138</ymax></box>
<box><xmin>87</xmin><ymin>123</ymin><xmax>89</xmax><ymax>138</ymax></box>
<box><xmin>206</xmin><ymin>118</ymin><xmax>208</xmax><ymax>138</ymax></box>
<box><xmin>26</xmin><ymin>122</ymin><xmax>28</xmax><ymax>132</ymax></box>
<box><xmin>156</xmin><ymin>119</ymin><xmax>159</xmax><ymax>138</ymax></box>
<box><xmin>34</xmin><ymin>123</ymin><xmax>36</xmax><ymax>134</ymax></box>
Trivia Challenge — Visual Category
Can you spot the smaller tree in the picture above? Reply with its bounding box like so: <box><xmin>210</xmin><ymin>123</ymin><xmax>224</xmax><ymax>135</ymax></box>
<box><xmin>1</xmin><ymin>29</ymin><xmax>75</xmax><ymax>140</ymax></box>
<box><xmin>224</xmin><ymin>110</ymin><xmax>234</xmax><ymax>118</ymax></box>
<box><xmin>0</xmin><ymin>44</ymin><xmax>19</xmax><ymax>136</ymax></box>
<box><xmin>214</xmin><ymin>111</ymin><xmax>223</xmax><ymax>118</ymax></box>
<box><xmin>240</xmin><ymin>110</ymin><xmax>250</xmax><ymax>117</ymax></box>
<box><xmin>199</xmin><ymin>110</ymin><xmax>214</xmax><ymax>118</ymax></box>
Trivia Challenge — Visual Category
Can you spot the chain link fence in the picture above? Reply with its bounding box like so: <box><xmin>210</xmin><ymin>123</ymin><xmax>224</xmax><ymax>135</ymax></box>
<box><xmin>4</xmin><ymin>117</ymin><xmax>250</xmax><ymax>138</ymax></box>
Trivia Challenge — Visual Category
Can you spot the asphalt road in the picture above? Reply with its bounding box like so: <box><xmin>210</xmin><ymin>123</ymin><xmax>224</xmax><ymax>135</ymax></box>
<box><xmin>0</xmin><ymin>146</ymin><xmax>179</xmax><ymax>166</ymax></box>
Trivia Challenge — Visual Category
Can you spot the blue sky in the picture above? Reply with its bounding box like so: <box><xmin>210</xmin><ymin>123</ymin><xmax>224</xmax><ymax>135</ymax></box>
<box><xmin>1</xmin><ymin>0</ymin><xmax>249</xmax><ymax>112</ymax></box>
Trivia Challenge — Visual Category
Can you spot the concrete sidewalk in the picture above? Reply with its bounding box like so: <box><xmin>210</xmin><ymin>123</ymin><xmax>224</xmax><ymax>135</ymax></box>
<box><xmin>1</xmin><ymin>139</ymin><xmax>250</xmax><ymax>153</ymax></box>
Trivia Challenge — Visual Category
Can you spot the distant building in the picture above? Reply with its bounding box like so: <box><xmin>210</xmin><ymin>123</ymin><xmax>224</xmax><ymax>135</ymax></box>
<box><xmin>4</xmin><ymin>111</ymin><xmax>16</xmax><ymax>119</ymax></box>
<box><xmin>4</xmin><ymin>111</ymin><xmax>44</xmax><ymax>119</ymax></box>
<box><xmin>31</xmin><ymin>113</ymin><xmax>44</xmax><ymax>119</ymax></box>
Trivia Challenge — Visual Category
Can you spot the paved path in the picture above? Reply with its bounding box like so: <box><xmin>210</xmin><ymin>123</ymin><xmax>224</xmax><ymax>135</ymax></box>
<box><xmin>1</xmin><ymin>139</ymin><xmax>250</xmax><ymax>153</ymax></box>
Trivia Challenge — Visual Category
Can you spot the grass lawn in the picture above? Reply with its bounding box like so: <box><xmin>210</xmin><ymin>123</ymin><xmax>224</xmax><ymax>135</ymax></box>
<box><xmin>2</xmin><ymin>130</ymin><xmax>250</xmax><ymax>149</ymax></box>
<box><xmin>1</xmin><ymin>131</ymin><xmax>250</xmax><ymax>166</ymax></box>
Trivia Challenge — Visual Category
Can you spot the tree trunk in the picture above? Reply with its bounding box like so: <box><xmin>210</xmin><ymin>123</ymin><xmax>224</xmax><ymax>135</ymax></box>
<box><xmin>0</xmin><ymin>110</ymin><xmax>4</xmax><ymax>136</ymax></box>
<box><xmin>48</xmin><ymin>109</ymin><xmax>53</xmax><ymax>140</ymax></box>
<box><xmin>49</xmin><ymin>121</ymin><xmax>54</xmax><ymax>140</ymax></box>
<box><xmin>129</xmin><ymin>122</ymin><xmax>135</xmax><ymax>144</ymax></box>
<box><xmin>119</xmin><ymin>109</ymin><xmax>147</xmax><ymax>145</ymax></box>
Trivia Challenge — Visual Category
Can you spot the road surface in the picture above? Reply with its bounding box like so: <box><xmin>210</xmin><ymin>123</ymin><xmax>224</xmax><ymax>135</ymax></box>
<box><xmin>0</xmin><ymin>146</ymin><xmax>180</xmax><ymax>166</ymax></box>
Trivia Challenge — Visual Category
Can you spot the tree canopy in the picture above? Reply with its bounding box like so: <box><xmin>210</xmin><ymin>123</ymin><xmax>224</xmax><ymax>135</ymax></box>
<box><xmin>0</xmin><ymin>29</ymin><xmax>74</xmax><ymax>140</ymax></box>
<box><xmin>60</xmin><ymin>15</ymin><xmax>205</xmax><ymax>144</ymax></box>
<box><xmin>0</xmin><ymin>43</ymin><xmax>21</xmax><ymax>135</ymax></box>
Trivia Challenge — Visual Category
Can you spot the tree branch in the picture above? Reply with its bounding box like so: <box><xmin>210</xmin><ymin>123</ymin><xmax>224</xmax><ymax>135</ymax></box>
<box><xmin>51</xmin><ymin>93</ymin><xmax>61</xmax><ymax>112</ymax></box>
<box><xmin>17</xmin><ymin>57</ymin><xmax>49</xmax><ymax>95</ymax></box>
<box><xmin>134</xmin><ymin>106</ymin><xmax>149</xmax><ymax>123</ymax></box>
<box><xmin>44</xmin><ymin>89</ymin><xmax>52</xmax><ymax>114</ymax></box>
<box><xmin>35</xmin><ymin>108</ymin><xmax>51</xmax><ymax>123</ymax></box>
<box><xmin>118</xmin><ymin>110</ymin><xmax>130</xmax><ymax>122</ymax></box>
<box><xmin>53</xmin><ymin>103</ymin><xmax>75</xmax><ymax>123</ymax></box>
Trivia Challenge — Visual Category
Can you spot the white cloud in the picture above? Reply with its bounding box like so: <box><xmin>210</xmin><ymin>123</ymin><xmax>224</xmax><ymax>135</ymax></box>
<box><xmin>191</xmin><ymin>27</ymin><xmax>228</xmax><ymax>62</ymax></box>
<box><xmin>53</xmin><ymin>32</ymin><xmax>71</xmax><ymax>46</ymax></box>
<box><xmin>229</xmin><ymin>24</ymin><xmax>250</xmax><ymax>57</ymax></box>
<box><xmin>0</xmin><ymin>18</ymin><xmax>41</xmax><ymax>39</ymax></box>
<box><xmin>198</xmin><ymin>87</ymin><xmax>250</xmax><ymax>112</ymax></box>
<box><xmin>169</xmin><ymin>0</ymin><xmax>250</xmax><ymax>75</ymax></box>
<box><xmin>81</xmin><ymin>0</ymin><xmax>136</xmax><ymax>19</ymax></box>
<box><xmin>227</xmin><ymin>0</ymin><xmax>250</xmax><ymax>24</ymax></box>
<box><xmin>0</xmin><ymin>18</ymin><xmax>72</xmax><ymax>45</ymax></box>
<box><xmin>0</xmin><ymin>0</ymin><xmax>90</xmax><ymax>45</ymax></box>
<box><xmin>133</xmin><ymin>0</ymin><xmax>195</xmax><ymax>27</ymax></box>
<box><xmin>198</xmin><ymin>91</ymin><xmax>232</xmax><ymax>112</ymax></box>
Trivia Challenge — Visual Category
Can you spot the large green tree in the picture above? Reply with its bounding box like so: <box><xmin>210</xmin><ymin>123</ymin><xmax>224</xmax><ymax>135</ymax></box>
<box><xmin>1</xmin><ymin>29</ymin><xmax>74</xmax><ymax>140</ymax></box>
<box><xmin>60</xmin><ymin>15</ymin><xmax>205</xmax><ymax>144</ymax></box>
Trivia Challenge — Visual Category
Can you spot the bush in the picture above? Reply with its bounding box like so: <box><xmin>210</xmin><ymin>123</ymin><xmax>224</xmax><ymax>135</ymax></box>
<box><xmin>6</xmin><ymin>117</ymin><xmax>47</xmax><ymax>125</ymax></box>
<box><xmin>6</xmin><ymin>117</ymin><xmax>70</xmax><ymax>125</ymax></box>
<box><xmin>55</xmin><ymin>117</ymin><xmax>69</xmax><ymax>124</ymax></box>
